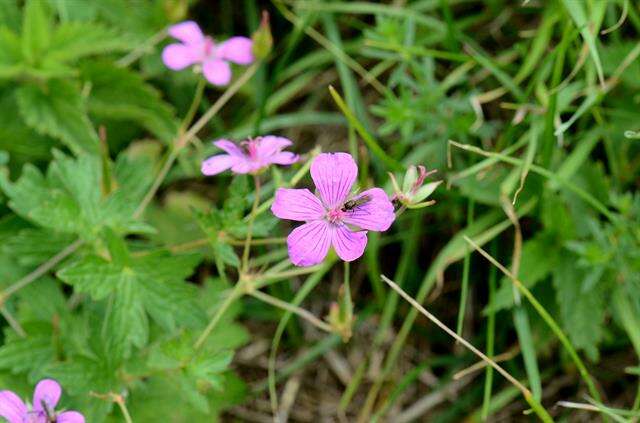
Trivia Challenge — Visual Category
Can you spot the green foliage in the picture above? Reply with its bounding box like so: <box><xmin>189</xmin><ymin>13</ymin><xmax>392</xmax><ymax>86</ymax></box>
<box><xmin>1</xmin><ymin>0</ymin><xmax>640</xmax><ymax>421</ymax></box>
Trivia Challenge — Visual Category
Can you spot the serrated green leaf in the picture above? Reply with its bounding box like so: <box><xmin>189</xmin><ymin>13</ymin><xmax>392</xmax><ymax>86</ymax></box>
<box><xmin>0</xmin><ymin>90</ymin><xmax>55</xmax><ymax>159</ymax></box>
<box><xmin>58</xmin><ymin>251</ymin><xmax>206</xmax><ymax>337</ymax></box>
<box><xmin>21</xmin><ymin>0</ymin><xmax>52</xmax><ymax>64</ymax></box>
<box><xmin>3</xmin><ymin>228</ymin><xmax>76</xmax><ymax>266</ymax></box>
<box><xmin>81</xmin><ymin>61</ymin><xmax>179</xmax><ymax>143</ymax></box>
<box><xmin>0</xmin><ymin>151</ymin><xmax>153</xmax><ymax>237</ymax></box>
<box><xmin>47</xmin><ymin>22</ymin><xmax>130</xmax><ymax>63</ymax></box>
<box><xmin>16</xmin><ymin>80</ymin><xmax>99</xmax><ymax>155</ymax></box>
<box><xmin>0</xmin><ymin>324</ymin><xmax>54</xmax><ymax>375</ymax></box>
<box><xmin>490</xmin><ymin>234</ymin><xmax>559</xmax><ymax>311</ymax></box>
<box><xmin>553</xmin><ymin>254</ymin><xmax>608</xmax><ymax>360</ymax></box>
<box><xmin>105</xmin><ymin>273</ymin><xmax>148</xmax><ymax>360</ymax></box>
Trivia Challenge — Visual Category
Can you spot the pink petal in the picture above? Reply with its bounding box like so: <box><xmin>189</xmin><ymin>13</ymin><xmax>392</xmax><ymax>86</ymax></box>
<box><xmin>311</xmin><ymin>152</ymin><xmax>358</xmax><ymax>209</ymax></box>
<box><xmin>230</xmin><ymin>158</ymin><xmax>260</xmax><ymax>174</ymax></box>
<box><xmin>162</xmin><ymin>43</ymin><xmax>198</xmax><ymax>70</ymax></box>
<box><xmin>168</xmin><ymin>21</ymin><xmax>204</xmax><ymax>45</ymax></box>
<box><xmin>217</xmin><ymin>36</ymin><xmax>254</xmax><ymax>64</ymax></box>
<box><xmin>202</xmin><ymin>59</ymin><xmax>232</xmax><ymax>86</ymax></box>
<box><xmin>201</xmin><ymin>154</ymin><xmax>237</xmax><ymax>176</ymax></box>
<box><xmin>213</xmin><ymin>139</ymin><xmax>243</xmax><ymax>156</ymax></box>
<box><xmin>32</xmin><ymin>379</ymin><xmax>61</xmax><ymax>414</ymax></box>
<box><xmin>272</xmin><ymin>188</ymin><xmax>325</xmax><ymax>222</ymax></box>
<box><xmin>256</xmin><ymin>136</ymin><xmax>293</xmax><ymax>157</ymax></box>
<box><xmin>0</xmin><ymin>391</ymin><xmax>27</xmax><ymax>423</ymax></box>
<box><xmin>287</xmin><ymin>221</ymin><xmax>331</xmax><ymax>266</ymax></box>
<box><xmin>343</xmin><ymin>188</ymin><xmax>396</xmax><ymax>231</ymax></box>
<box><xmin>270</xmin><ymin>152</ymin><xmax>299</xmax><ymax>165</ymax></box>
<box><xmin>57</xmin><ymin>411</ymin><xmax>85</xmax><ymax>423</ymax></box>
<box><xmin>331</xmin><ymin>225</ymin><xmax>367</xmax><ymax>262</ymax></box>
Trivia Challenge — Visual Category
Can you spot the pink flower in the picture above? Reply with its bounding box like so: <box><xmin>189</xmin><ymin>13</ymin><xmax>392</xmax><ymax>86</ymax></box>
<box><xmin>162</xmin><ymin>21</ymin><xmax>254</xmax><ymax>86</ymax></box>
<box><xmin>0</xmin><ymin>379</ymin><xmax>84</xmax><ymax>423</ymax></box>
<box><xmin>271</xmin><ymin>153</ymin><xmax>396</xmax><ymax>266</ymax></box>
<box><xmin>201</xmin><ymin>136</ymin><xmax>299</xmax><ymax>176</ymax></box>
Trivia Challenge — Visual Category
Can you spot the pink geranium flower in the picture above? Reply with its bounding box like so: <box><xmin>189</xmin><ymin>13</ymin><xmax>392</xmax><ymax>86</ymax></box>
<box><xmin>201</xmin><ymin>136</ymin><xmax>299</xmax><ymax>176</ymax></box>
<box><xmin>0</xmin><ymin>379</ymin><xmax>84</xmax><ymax>423</ymax></box>
<box><xmin>162</xmin><ymin>21</ymin><xmax>254</xmax><ymax>86</ymax></box>
<box><xmin>271</xmin><ymin>152</ymin><xmax>396</xmax><ymax>266</ymax></box>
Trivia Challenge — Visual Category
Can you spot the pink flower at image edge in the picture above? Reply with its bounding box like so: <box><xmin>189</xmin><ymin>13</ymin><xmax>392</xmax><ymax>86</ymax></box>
<box><xmin>162</xmin><ymin>20</ymin><xmax>254</xmax><ymax>86</ymax></box>
<box><xmin>201</xmin><ymin>136</ymin><xmax>299</xmax><ymax>176</ymax></box>
<box><xmin>271</xmin><ymin>152</ymin><xmax>396</xmax><ymax>266</ymax></box>
<box><xmin>0</xmin><ymin>379</ymin><xmax>84</xmax><ymax>423</ymax></box>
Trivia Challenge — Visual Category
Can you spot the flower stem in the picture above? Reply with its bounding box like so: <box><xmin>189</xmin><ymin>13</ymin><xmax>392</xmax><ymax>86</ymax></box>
<box><xmin>242</xmin><ymin>175</ymin><xmax>262</xmax><ymax>273</ymax></box>
<box><xmin>193</xmin><ymin>283</ymin><xmax>244</xmax><ymax>351</ymax></box>
<box><xmin>180</xmin><ymin>78</ymin><xmax>206</xmax><ymax>133</ymax></box>
<box><xmin>249</xmin><ymin>290</ymin><xmax>332</xmax><ymax>333</ymax></box>
<box><xmin>135</xmin><ymin>63</ymin><xmax>259</xmax><ymax>218</ymax></box>
<box><xmin>115</xmin><ymin>395</ymin><xmax>134</xmax><ymax>423</ymax></box>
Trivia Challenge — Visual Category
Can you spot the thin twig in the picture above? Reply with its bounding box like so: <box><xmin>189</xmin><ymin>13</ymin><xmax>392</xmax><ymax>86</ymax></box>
<box><xmin>463</xmin><ymin>235</ymin><xmax>602</xmax><ymax>404</ymax></box>
<box><xmin>380</xmin><ymin>275</ymin><xmax>530</xmax><ymax>395</ymax></box>
<box><xmin>0</xmin><ymin>307</ymin><xmax>26</xmax><ymax>337</ymax></box>
<box><xmin>1</xmin><ymin>239</ymin><xmax>83</xmax><ymax>302</ymax></box>
<box><xmin>134</xmin><ymin>63</ymin><xmax>259</xmax><ymax>218</ymax></box>
<box><xmin>249</xmin><ymin>289</ymin><xmax>332</xmax><ymax>333</ymax></box>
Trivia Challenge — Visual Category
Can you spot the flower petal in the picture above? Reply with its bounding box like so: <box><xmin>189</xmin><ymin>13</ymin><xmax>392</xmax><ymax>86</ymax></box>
<box><xmin>213</xmin><ymin>139</ymin><xmax>243</xmax><ymax>157</ymax></box>
<box><xmin>56</xmin><ymin>411</ymin><xmax>85</xmax><ymax>423</ymax></box>
<box><xmin>168</xmin><ymin>21</ymin><xmax>204</xmax><ymax>45</ymax></box>
<box><xmin>230</xmin><ymin>159</ymin><xmax>260</xmax><ymax>174</ymax></box>
<box><xmin>343</xmin><ymin>188</ymin><xmax>396</xmax><ymax>231</ymax></box>
<box><xmin>310</xmin><ymin>152</ymin><xmax>358</xmax><ymax>209</ymax></box>
<box><xmin>162</xmin><ymin>43</ymin><xmax>198</xmax><ymax>70</ymax></box>
<box><xmin>270</xmin><ymin>152</ymin><xmax>299</xmax><ymax>165</ymax></box>
<box><xmin>256</xmin><ymin>136</ymin><xmax>293</xmax><ymax>157</ymax></box>
<box><xmin>33</xmin><ymin>379</ymin><xmax>61</xmax><ymax>414</ymax></box>
<box><xmin>202</xmin><ymin>59</ymin><xmax>232</xmax><ymax>86</ymax></box>
<box><xmin>331</xmin><ymin>225</ymin><xmax>367</xmax><ymax>262</ymax></box>
<box><xmin>201</xmin><ymin>154</ymin><xmax>237</xmax><ymax>176</ymax></box>
<box><xmin>0</xmin><ymin>391</ymin><xmax>27</xmax><ymax>423</ymax></box>
<box><xmin>287</xmin><ymin>221</ymin><xmax>331</xmax><ymax>266</ymax></box>
<box><xmin>272</xmin><ymin>188</ymin><xmax>325</xmax><ymax>222</ymax></box>
<box><xmin>217</xmin><ymin>36</ymin><xmax>254</xmax><ymax>64</ymax></box>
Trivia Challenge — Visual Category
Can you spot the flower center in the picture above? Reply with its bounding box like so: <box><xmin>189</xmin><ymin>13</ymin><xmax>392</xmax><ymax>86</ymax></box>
<box><xmin>241</xmin><ymin>138</ymin><xmax>261</xmax><ymax>160</ymax></box>
<box><xmin>203</xmin><ymin>37</ymin><xmax>216</xmax><ymax>58</ymax></box>
<box><xmin>326</xmin><ymin>208</ymin><xmax>344</xmax><ymax>223</ymax></box>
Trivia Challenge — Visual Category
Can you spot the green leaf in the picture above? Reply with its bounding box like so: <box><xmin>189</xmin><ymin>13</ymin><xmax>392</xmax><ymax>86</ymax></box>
<box><xmin>104</xmin><ymin>273</ymin><xmax>148</xmax><ymax>360</ymax></box>
<box><xmin>0</xmin><ymin>89</ymin><xmax>56</xmax><ymax>159</ymax></box>
<box><xmin>81</xmin><ymin>61</ymin><xmax>179</xmax><ymax>143</ymax></box>
<box><xmin>58</xmin><ymin>250</ymin><xmax>206</xmax><ymax>353</ymax></box>
<box><xmin>490</xmin><ymin>234</ymin><xmax>560</xmax><ymax>311</ymax></box>
<box><xmin>0</xmin><ymin>150</ymin><xmax>154</xmax><ymax>237</ymax></box>
<box><xmin>21</xmin><ymin>0</ymin><xmax>52</xmax><ymax>63</ymax></box>
<box><xmin>16</xmin><ymin>80</ymin><xmax>100</xmax><ymax>155</ymax></box>
<box><xmin>0</xmin><ymin>27</ymin><xmax>23</xmax><ymax>78</ymax></box>
<box><xmin>0</xmin><ymin>324</ymin><xmax>54</xmax><ymax>376</ymax></box>
<box><xmin>3</xmin><ymin>228</ymin><xmax>76</xmax><ymax>266</ymax></box>
<box><xmin>553</xmin><ymin>254</ymin><xmax>608</xmax><ymax>360</ymax></box>
<box><xmin>47</xmin><ymin>22</ymin><xmax>130</xmax><ymax>63</ymax></box>
<box><xmin>0</xmin><ymin>0</ymin><xmax>21</xmax><ymax>32</ymax></box>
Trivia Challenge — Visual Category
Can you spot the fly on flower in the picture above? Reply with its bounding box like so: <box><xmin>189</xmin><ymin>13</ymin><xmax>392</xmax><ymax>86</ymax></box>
<box><xmin>0</xmin><ymin>379</ymin><xmax>84</xmax><ymax>423</ymax></box>
<box><xmin>201</xmin><ymin>136</ymin><xmax>299</xmax><ymax>176</ymax></box>
<box><xmin>271</xmin><ymin>152</ymin><xmax>396</xmax><ymax>266</ymax></box>
<box><xmin>162</xmin><ymin>21</ymin><xmax>254</xmax><ymax>86</ymax></box>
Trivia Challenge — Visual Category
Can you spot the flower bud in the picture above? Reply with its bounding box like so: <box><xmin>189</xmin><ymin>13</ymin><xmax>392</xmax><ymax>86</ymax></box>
<box><xmin>390</xmin><ymin>165</ymin><xmax>441</xmax><ymax>209</ymax></box>
<box><xmin>252</xmin><ymin>11</ymin><xmax>273</xmax><ymax>60</ymax></box>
